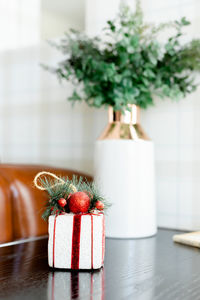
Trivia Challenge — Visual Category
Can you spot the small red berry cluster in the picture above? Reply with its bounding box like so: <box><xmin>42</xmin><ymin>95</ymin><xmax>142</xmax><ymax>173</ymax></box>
<box><xmin>56</xmin><ymin>191</ymin><xmax>104</xmax><ymax>214</ymax></box>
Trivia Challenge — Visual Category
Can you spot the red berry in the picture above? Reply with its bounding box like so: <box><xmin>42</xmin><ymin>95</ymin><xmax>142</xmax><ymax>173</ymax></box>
<box><xmin>58</xmin><ymin>198</ymin><xmax>67</xmax><ymax>208</ymax></box>
<box><xmin>68</xmin><ymin>192</ymin><xmax>90</xmax><ymax>213</ymax></box>
<box><xmin>51</xmin><ymin>207</ymin><xmax>59</xmax><ymax>214</ymax></box>
<box><xmin>95</xmin><ymin>200</ymin><xmax>104</xmax><ymax>211</ymax></box>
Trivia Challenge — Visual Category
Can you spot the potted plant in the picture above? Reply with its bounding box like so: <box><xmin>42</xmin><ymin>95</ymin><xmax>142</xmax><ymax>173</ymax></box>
<box><xmin>45</xmin><ymin>1</ymin><xmax>200</xmax><ymax>238</ymax></box>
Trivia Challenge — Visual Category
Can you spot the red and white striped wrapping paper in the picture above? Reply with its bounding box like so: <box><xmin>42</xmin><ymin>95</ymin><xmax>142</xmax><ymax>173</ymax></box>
<box><xmin>48</xmin><ymin>212</ymin><xmax>105</xmax><ymax>269</ymax></box>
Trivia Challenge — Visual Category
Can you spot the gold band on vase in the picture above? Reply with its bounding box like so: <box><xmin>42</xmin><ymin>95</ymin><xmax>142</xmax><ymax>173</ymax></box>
<box><xmin>98</xmin><ymin>105</ymin><xmax>150</xmax><ymax>140</ymax></box>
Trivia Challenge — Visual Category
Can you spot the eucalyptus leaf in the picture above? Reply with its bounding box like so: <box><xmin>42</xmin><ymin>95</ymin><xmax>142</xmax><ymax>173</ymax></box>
<box><xmin>44</xmin><ymin>1</ymin><xmax>200</xmax><ymax>112</ymax></box>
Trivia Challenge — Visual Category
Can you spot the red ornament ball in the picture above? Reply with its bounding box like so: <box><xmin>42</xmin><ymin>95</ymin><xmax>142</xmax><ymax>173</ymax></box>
<box><xmin>68</xmin><ymin>192</ymin><xmax>90</xmax><ymax>213</ymax></box>
<box><xmin>95</xmin><ymin>200</ymin><xmax>104</xmax><ymax>211</ymax></box>
<box><xmin>83</xmin><ymin>190</ymin><xmax>93</xmax><ymax>199</ymax></box>
<box><xmin>58</xmin><ymin>198</ymin><xmax>67</xmax><ymax>208</ymax></box>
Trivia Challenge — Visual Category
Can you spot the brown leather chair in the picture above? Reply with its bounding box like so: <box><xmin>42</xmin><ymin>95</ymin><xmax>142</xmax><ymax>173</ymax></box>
<box><xmin>0</xmin><ymin>164</ymin><xmax>92</xmax><ymax>244</ymax></box>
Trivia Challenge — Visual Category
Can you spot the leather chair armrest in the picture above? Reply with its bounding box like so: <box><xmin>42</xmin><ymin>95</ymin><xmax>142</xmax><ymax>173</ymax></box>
<box><xmin>0</xmin><ymin>177</ymin><xmax>13</xmax><ymax>243</ymax></box>
<box><xmin>0</xmin><ymin>164</ymin><xmax>92</xmax><ymax>241</ymax></box>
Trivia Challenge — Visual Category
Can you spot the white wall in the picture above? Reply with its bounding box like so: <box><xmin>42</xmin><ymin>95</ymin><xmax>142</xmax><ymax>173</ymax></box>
<box><xmin>0</xmin><ymin>0</ymin><xmax>200</xmax><ymax>230</ymax></box>
<box><xmin>0</xmin><ymin>0</ymin><xmax>101</xmax><ymax>175</ymax></box>
<box><xmin>0</xmin><ymin>44</ymin><xmax>106</xmax><ymax>174</ymax></box>
<box><xmin>140</xmin><ymin>0</ymin><xmax>200</xmax><ymax>230</ymax></box>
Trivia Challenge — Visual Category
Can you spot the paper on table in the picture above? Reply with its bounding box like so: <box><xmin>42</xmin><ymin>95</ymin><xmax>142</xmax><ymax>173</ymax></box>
<box><xmin>173</xmin><ymin>231</ymin><xmax>200</xmax><ymax>248</ymax></box>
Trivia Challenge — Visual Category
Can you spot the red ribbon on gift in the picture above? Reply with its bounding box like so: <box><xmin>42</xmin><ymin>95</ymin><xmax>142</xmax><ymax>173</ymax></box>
<box><xmin>52</xmin><ymin>212</ymin><xmax>105</xmax><ymax>269</ymax></box>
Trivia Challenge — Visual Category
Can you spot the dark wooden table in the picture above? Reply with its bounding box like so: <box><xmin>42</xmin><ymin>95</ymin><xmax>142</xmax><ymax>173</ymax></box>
<box><xmin>1</xmin><ymin>229</ymin><xmax>200</xmax><ymax>300</ymax></box>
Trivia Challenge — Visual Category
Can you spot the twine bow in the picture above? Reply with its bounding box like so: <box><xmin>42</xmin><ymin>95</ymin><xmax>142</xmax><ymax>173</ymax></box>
<box><xmin>33</xmin><ymin>171</ymin><xmax>77</xmax><ymax>193</ymax></box>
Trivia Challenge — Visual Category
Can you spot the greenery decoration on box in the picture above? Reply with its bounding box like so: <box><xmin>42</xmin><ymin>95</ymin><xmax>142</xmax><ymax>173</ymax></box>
<box><xmin>45</xmin><ymin>0</ymin><xmax>200</xmax><ymax>113</ymax></box>
<box><xmin>34</xmin><ymin>173</ymin><xmax>110</xmax><ymax>220</ymax></box>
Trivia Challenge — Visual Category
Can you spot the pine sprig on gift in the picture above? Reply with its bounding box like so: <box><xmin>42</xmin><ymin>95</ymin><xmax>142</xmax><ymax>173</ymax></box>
<box><xmin>39</xmin><ymin>176</ymin><xmax>76</xmax><ymax>220</ymax></box>
<box><xmin>79</xmin><ymin>179</ymin><xmax>111</xmax><ymax>211</ymax></box>
<box><xmin>40</xmin><ymin>176</ymin><xmax>72</xmax><ymax>199</ymax></box>
<box><xmin>39</xmin><ymin>175</ymin><xmax>110</xmax><ymax>220</ymax></box>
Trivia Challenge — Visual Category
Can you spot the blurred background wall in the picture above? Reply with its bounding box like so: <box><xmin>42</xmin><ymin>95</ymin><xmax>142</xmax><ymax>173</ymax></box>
<box><xmin>0</xmin><ymin>0</ymin><xmax>200</xmax><ymax>231</ymax></box>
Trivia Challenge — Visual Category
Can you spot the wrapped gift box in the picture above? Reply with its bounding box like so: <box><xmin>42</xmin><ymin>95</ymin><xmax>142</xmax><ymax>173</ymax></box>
<box><xmin>48</xmin><ymin>213</ymin><xmax>105</xmax><ymax>269</ymax></box>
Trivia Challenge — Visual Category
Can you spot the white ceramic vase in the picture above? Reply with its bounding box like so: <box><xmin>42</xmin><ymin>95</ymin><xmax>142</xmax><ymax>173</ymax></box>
<box><xmin>94</xmin><ymin>105</ymin><xmax>156</xmax><ymax>238</ymax></box>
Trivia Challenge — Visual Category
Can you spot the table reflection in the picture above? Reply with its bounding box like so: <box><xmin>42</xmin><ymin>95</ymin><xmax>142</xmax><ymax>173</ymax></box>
<box><xmin>48</xmin><ymin>268</ymin><xmax>104</xmax><ymax>300</ymax></box>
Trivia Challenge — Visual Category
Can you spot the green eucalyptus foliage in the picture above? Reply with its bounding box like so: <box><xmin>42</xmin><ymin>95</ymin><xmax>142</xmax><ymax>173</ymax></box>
<box><xmin>47</xmin><ymin>1</ymin><xmax>200</xmax><ymax>112</ymax></box>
